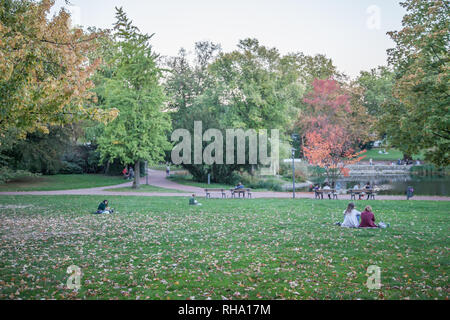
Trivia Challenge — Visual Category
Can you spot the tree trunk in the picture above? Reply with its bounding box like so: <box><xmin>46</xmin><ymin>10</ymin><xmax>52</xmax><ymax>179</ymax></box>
<box><xmin>132</xmin><ymin>160</ymin><xmax>140</xmax><ymax>189</ymax></box>
<box><xmin>104</xmin><ymin>162</ymin><xmax>110</xmax><ymax>175</ymax></box>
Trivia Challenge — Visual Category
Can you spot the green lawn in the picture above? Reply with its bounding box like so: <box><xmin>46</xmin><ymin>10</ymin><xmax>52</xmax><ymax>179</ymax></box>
<box><xmin>0</xmin><ymin>195</ymin><xmax>448</xmax><ymax>300</ymax></box>
<box><xmin>363</xmin><ymin>148</ymin><xmax>425</xmax><ymax>162</ymax></box>
<box><xmin>105</xmin><ymin>185</ymin><xmax>184</xmax><ymax>193</ymax></box>
<box><xmin>0</xmin><ymin>174</ymin><xmax>125</xmax><ymax>192</ymax></box>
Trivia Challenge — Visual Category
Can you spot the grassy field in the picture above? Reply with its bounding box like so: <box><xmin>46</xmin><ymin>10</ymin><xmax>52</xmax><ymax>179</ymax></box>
<box><xmin>0</xmin><ymin>195</ymin><xmax>448</xmax><ymax>300</ymax></box>
<box><xmin>105</xmin><ymin>185</ymin><xmax>184</xmax><ymax>193</ymax></box>
<box><xmin>0</xmin><ymin>174</ymin><xmax>125</xmax><ymax>192</ymax></box>
<box><xmin>363</xmin><ymin>148</ymin><xmax>425</xmax><ymax>162</ymax></box>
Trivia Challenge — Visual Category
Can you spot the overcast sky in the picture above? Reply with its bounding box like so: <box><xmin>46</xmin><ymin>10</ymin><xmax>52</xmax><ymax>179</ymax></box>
<box><xmin>52</xmin><ymin>0</ymin><xmax>406</xmax><ymax>78</ymax></box>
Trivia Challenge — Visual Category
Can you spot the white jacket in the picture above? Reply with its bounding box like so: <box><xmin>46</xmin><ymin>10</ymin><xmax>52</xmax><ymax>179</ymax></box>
<box><xmin>341</xmin><ymin>209</ymin><xmax>360</xmax><ymax>228</ymax></box>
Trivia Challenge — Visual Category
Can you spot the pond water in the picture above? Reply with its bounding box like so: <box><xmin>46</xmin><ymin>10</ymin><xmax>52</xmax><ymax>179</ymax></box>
<box><xmin>304</xmin><ymin>175</ymin><xmax>450</xmax><ymax>196</ymax></box>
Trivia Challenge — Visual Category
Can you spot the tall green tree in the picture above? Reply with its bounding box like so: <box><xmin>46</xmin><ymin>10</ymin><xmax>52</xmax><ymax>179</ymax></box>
<box><xmin>165</xmin><ymin>41</ymin><xmax>221</xmax><ymax>126</ymax></box>
<box><xmin>165</xmin><ymin>38</ymin><xmax>343</xmax><ymax>182</ymax></box>
<box><xmin>357</xmin><ymin>66</ymin><xmax>396</xmax><ymax>117</ymax></box>
<box><xmin>382</xmin><ymin>0</ymin><xmax>449</xmax><ymax>166</ymax></box>
<box><xmin>97</xmin><ymin>7</ymin><xmax>171</xmax><ymax>188</ymax></box>
<box><xmin>210</xmin><ymin>38</ymin><xmax>303</xmax><ymax>130</ymax></box>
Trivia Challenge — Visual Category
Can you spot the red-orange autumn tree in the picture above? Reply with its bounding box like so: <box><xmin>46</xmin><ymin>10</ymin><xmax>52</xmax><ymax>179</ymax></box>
<box><xmin>299</xmin><ymin>79</ymin><xmax>368</xmax><ymax>183</ymax></box>
<box><xmin>303</xmin><ymin>124</ymin><xmax>366</xmax><ymax>183</ymax></box>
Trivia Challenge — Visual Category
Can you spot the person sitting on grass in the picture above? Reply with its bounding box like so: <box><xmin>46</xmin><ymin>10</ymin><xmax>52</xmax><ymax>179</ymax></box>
<box><xmin>189</xmin><ymin>194</ymin><xmax>202</xmax><ymax>206</ymax></box>
<box><xmin>96</xmin><ymin>200</ymin><xmax>114</xmax><ymax>214</ymax></box>
<box><xmin>336</xmin><ymin>202</ymin><xmax>360</xmax><ymax>228</ymax></box>
<box><xmin>359</xmin><ymin>205</ymin><xmax>385</xmax><ymax>228</ymax></box>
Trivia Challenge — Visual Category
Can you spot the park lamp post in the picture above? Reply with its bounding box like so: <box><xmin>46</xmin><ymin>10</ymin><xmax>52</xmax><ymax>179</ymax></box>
<box><xmin>292</xmin><ymin>148</ymin><xmax>296</xmax><ymax>199</ymax></box>
<box><xmin>291</xmin><ymin>133</ymin><xmax>299</xmax><ymax>199</ymax></box>
<box><xmin>145</xmin><ymin>161</ymin><xmax>149</xmax><ymax>185</ymax></box>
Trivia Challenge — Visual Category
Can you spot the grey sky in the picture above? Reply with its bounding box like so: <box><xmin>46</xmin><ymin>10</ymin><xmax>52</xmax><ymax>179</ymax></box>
<box><xmin>53</xmin><ymin>0</ymin><xmax>406</xmax><ymax>78</ymax></box>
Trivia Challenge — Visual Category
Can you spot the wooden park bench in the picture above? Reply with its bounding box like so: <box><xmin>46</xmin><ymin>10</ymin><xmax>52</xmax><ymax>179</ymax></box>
<box><xmin>230</xmin><ymin>188</ymin><xmax>252</xmax><ymax>199</ymax></box>
<box><xmin>350</xmin><ymin>189</ymin><xmax>376</xmax><ymax>200</ymax></box>
<box><xmin>314</xmin><ymin>189</ymin><xmax>338</xmax><ymax>200</ymax></box>
<box><xmin>205</xmin><ymin>188</ymin><xmax>227</xmax><ymax>199</ymax></box>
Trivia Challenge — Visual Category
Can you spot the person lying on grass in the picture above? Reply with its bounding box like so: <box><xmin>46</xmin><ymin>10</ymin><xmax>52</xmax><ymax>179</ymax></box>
<box><xmin>336</xmin><ymin>202</ymin><xmax>360</xmax><ymax>228</ymax></box>
<box><xmin>189</xmin><ymin>194</ymin><xmax>202</xmax><ymax>206</ymax></box>
<box><xmin>359</xmin><ymin>205</ymin><xmax>388</xmax><ymax>228</ymax></box>
<box><xmin>96</xmin><ymin>200</ymin><xmax>114</xmax><ymax>214</ymax></box>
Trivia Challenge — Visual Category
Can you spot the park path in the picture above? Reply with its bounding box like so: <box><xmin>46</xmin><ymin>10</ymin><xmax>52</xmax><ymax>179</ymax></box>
<box><xmin>0</xmin><ymin>169</ymin><xmax>449</xmax><ymax>201</ymax></box>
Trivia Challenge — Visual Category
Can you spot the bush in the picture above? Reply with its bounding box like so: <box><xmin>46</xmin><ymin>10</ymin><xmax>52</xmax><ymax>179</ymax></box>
<box><xmin>86</xmin><ymin>149</ymin><xmax>102</xmax><ymax>173</ymax></box>
<box><xmin>62</xmin><ymin>148</ymin><xmax>86</xmax><ymax>170</ymax></box>
<box><xmin>59</xmin><ymin>161</ymin><xmax>83</xmax><ymax>174</ymax></box>
<box><xmin>223</xmin><ymin>171</ymin><xmax>242</xmax><ymax>185</ymax></box>
<box><xmin>279</xmin><ymin>162</ymin><xmax>308</xmax><ymax>182</ymax></box>
<box><xmin>239</xmin><ymin>172</ymin><xmax>284</xmax><ymax>191</ymax></box>
<box><xmin>104</xmin><ymin>158</ymin><xmax>125</xmax><ymax>176</ymax></box>
<box><xmin>251</xmin><ymin>179</ymin><xmax>283</xmax><ymax>191</ymax></box>
<box><xmin>0</xmin><ymin>166</ymin><xmax>37</xmax><ymax>184</ymax></box>
<box><xmin>61</xmin><ymin>144</ymin><xmax>105</xmax><ymax>174</ymax></box>
<box><xmin>181</xmin><ymin>163</ymin><xmax>245</xmax><ymax>185</ymax></box>
<box><xmin>410</xmin><ymin>164</ymin><xmax>448</xmax><ymax>176</ymax></box>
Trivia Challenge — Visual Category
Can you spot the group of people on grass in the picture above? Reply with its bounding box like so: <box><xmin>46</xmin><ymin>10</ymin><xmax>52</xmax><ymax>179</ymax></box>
<box><xmin>122</xmin><ymin>166</ymin><xmax>135</xmax><ymax>180</ymax></box>
<box><xmin>94</xmin><ymin>198</ymin><xmax>388</xmax><ymax>230</ymax></box>
<box><xmin>336</xmin><ymin>202</ymin><xmax>388</xmax><ymax>229</ymax></box>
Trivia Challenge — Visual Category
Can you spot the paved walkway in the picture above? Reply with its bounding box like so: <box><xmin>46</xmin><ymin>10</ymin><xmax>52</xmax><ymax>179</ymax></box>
<box><xmin>0</xmin><ymin>169</ymin><xmax>449</xmax><ymax>201</ymax></box>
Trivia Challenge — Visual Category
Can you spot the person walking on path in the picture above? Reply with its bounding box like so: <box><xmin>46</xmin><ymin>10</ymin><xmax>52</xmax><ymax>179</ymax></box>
<box><xmin>128</xmin><ymin>167</ymin><xmax>135</xmax><ymax>180</ymax></box>
<box><xmin>406</xmin><ymin>186</ymin><xmax>414</xmax><ymax>200</ymax></box>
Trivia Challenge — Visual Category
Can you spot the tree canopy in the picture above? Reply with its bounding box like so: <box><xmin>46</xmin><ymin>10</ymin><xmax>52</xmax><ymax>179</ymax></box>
<box><xmin>381</xmin><ymin>0</ymin><xmax>449</xmax><ymax>166</ymax></box>
<box><xmin>0</xmin><ymin>0</ymin><xmax>117</xmax><ymax>139</ymax></box>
